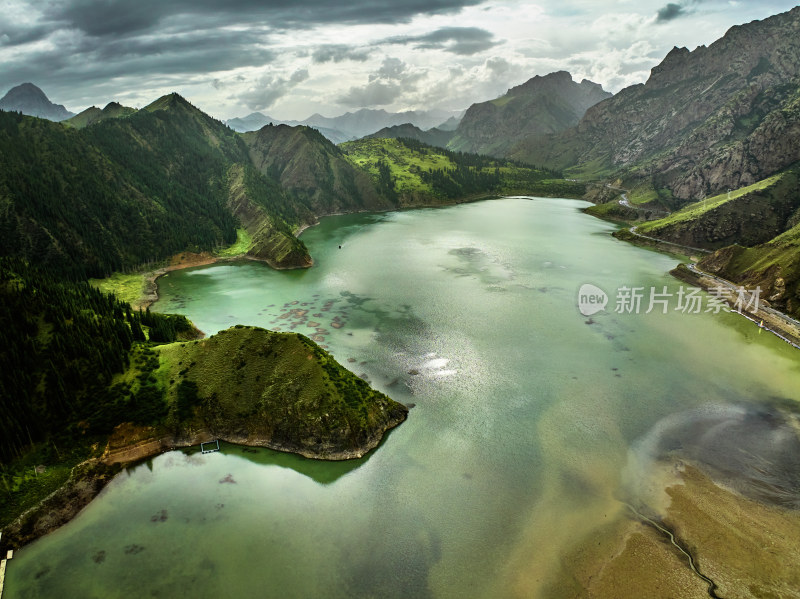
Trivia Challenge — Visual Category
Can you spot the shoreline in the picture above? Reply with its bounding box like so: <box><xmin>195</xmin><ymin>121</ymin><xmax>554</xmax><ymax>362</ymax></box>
<box><xmin>137</xmin><ymin>192</ymin><xmax>573</xmax><ymax>311</ymax></box>
<box><xmin>671</xmin><ymin>262</ymin><xmax>800</xmax><ymax>349</ymax></box>
<box><xmin>606</xmin><ymin>224</ymin><xmax>800</xmax><ymax>350</ymax></box>
<box><xmin>563</xmin><ymin>461</ymin><xmax>800</xmax><ymax>598</ymax></box>
<box><xmin>138</xmin><ymin>252</ymin><xmax>282</xmax><ymax>311</ymax></box>
<box><xmin>0</xmin><ymin>410</ymin><xmax>406</xmax><ymax>554</ymax></box>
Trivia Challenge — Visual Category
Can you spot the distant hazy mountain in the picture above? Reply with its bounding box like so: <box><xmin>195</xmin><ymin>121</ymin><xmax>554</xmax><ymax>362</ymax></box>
<box><xmin>0</xmin><ymin>83</ymin><xmax>74</xmax><ymax>121</ymax></box>
<box><xmin>227</xmin><ymin>107</ymin><xmax>460</xmax><ymax>143</ymax></box>
<box><xmin>363</xmin><ymin>123</ymin><xmax>454</xmax><ymax>149</ymax></box>
<box><xmin>447</xmin><ymin>71</ymin><xmax>611</xmax><ymax>157</ymax></box>
<box><xmin>226</xmin><ymin>112</ymin><xmax>279</xmax><ymax>132</ymax></box>
<box><xmin>435</xmin><ymin>115</ymin><xmax>462</xmax><ymax>131</ymax></box>
<box><xmin>305</xmin><ymin>108</ymin><xmax>458</xmax><ymax>140</ymax></box>
<box><xmin>226</xmin><ymin>112</ymin><xmax>352</xmax><ymax>144</ymax></box>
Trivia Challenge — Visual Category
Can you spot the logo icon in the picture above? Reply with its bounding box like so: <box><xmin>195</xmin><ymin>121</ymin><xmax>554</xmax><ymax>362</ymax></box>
<box><xmin>578</xmin><ymin>284</ymin><xmax>608</xmax><ymax>316</ymax></box>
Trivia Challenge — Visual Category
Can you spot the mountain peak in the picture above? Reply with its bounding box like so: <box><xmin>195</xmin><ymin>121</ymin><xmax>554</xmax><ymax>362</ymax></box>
<box><xmin>0</xmin><ymin>83</ymin><xmax>74</xmax><ymax>121</ymax></box>
<box><xmin>4</xmin><ymin>82</ymin><xmax>48</xmax><ymax>102</ymax></box>
<box><xmin>143</xmin><ymin>92</ymin><xmax>195</xmax><ymax>113</ymax></box>
<box><xmin>448</xmin><ymin>70</ymin><xmax>611</xmax><ymax>157</ymax></box>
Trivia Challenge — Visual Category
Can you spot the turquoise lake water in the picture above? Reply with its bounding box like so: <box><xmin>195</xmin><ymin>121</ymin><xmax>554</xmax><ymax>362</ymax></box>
<box><xmin>7</xmin><ymin>197</ymin><xmax>800</xmax><ymax>598</ymax></box>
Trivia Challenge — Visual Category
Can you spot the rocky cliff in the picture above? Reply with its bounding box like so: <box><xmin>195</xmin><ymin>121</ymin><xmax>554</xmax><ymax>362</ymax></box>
<box><xmin>448</xmin><ymin>71</ymin><xmax>611</xmax><ymax>157</ymax></box>
<box><xmin>514</xmin><ymin>7</ymin><xmax>800</xmax><ymax>202</ymax></box>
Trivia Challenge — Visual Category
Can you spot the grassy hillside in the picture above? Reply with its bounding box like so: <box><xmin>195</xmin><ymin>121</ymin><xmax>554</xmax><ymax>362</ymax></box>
<box><xmin>341</xmin><ymin>137</ymin><xmax>585</xmax><ymax>205</ymax></box>
<box><xmin>65</xmin><ymin>102</ymin><xmax>136</xmax><ymax>129</ymax></box>
<box><xmin>635</xmin><ymin>169</ymin><xmax>800</xmax><ymax>249</ymax></box>
<box><xmin>0</xmin><ymin>261</ymin><xmax>406</xmax><ymax>531</ymax></box>
<box><xmin>243</xmin><ymin>124</ymin><xmax>392</xmax><ymax>221</ymax></box>
<box><xmin>157</xmin><ymin>326</ymin><xmax>407</xmax><ymax>458</ymax></box>
<box><xmin>699</xmin><ymin>223</ymin><xmax>800</xmax><ymax>317</ymax></box>
<box><xmin>0</xmin><ymin>95</ymin><xmax>316</xmax><ymax>277</ymax></box>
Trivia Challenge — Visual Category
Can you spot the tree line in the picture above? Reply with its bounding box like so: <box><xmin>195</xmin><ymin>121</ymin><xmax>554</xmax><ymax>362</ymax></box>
<box><xmin>0</xmin><ymin>258</ymin><xmax>191</xmax><ymax>463</ymax></box>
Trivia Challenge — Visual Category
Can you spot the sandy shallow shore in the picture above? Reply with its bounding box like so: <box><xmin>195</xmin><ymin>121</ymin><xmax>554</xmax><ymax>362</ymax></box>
<box><xmin>560</xmin><ymin>462</ymin><xmax>800</xmax><ymax>599</ymax></box>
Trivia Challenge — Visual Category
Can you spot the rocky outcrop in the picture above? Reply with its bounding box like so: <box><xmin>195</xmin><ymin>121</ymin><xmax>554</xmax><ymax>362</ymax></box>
<box><xmin>638</xmin><ymin>169</ymin><xmax>800</xmax><ymax>249</ymax></box>
<box><xmin>515</xmin><ymin>7</ymin><xmax>800</xmax><ymax>201</ymax></box>
<box><xmin>698</xmin><ymin>226</ymin><xmax>800</xmax><ymax>317</ymax></box>
<box><xmin>448</xmin><ymin>71</ymin><xmax>611</xmax><ymax>157</ymax></box>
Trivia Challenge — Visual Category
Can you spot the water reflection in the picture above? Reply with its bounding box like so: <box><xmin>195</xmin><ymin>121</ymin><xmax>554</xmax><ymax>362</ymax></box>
<box><xmin>182</xmin><ymin>441</ymin><xmax>375</xmax><ymax>485</ymax></box>
<box><xmin>624</xmin><ymin>400</ymin><xmax>800</xmax><ymax>511</ymax></box>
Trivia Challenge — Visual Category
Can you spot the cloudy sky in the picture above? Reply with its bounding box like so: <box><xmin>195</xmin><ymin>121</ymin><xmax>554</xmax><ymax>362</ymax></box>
<box><xmin>1</xmin><ymin>0</ymin><xmax>797</xmax><ymax>120</ymax></box>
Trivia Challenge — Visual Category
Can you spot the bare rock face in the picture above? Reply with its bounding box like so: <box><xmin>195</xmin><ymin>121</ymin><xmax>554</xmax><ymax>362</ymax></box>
<box><xmin>516</xmin><ymin>7</ymin><xmax>800</xmax><ymax>200</ymax></box>
<box><xmin>447</xmin><ymin>71</ymin><xmax>611</xmax><ymax>157</ymax></box>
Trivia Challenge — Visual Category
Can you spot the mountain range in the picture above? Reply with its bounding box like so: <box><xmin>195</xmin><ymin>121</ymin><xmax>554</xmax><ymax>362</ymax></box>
<box><xmin>226</xmin><ymin>107</ymin><xmax>462</xmax><ymax>143</ymax></box>
<box><xmin>516</xmin><ymin>6</ymin><xmax>800</xmax><ymax>316</ymax></box>
<box><xmin>515</xmin><ymin>8</ymin><xmax>800</xmax><ymax>199</ymax></box>
<box><xmin>447</xmin><ymin>71</ymin><xmax>611</xmax><ymax>157</ymax></box>
<box><xmin>3</xmin><ymin>7</ymin><xmax>800</xmax><ymax>313</ymax></box>
<box><xmin>0</xmin><ymin>90</ymin><xmax>554</xmax><ymax>280</ymax></box>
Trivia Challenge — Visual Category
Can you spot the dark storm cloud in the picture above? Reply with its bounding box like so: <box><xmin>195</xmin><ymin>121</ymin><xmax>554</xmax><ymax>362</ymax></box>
<box><xmin>0</xmin><ymin>0</ymin><xmax>485</xmax><ymax>108</ymax></box>
<box><xmin>656</xmin><ymin>3</ymin><xmax>686</xmax><ymax>22</ymax></box>
<box><xmin>387</xmin><ymin>27</ymin><xmax>497</xmax><ymax>55</ymax></box>
<box><xmin>1</xmin><ymin>28</ymin><xmax>275</xmax><ymax>89</ymax></box>
<box><xmin>0</xmin><ymin>22</ymin><xmax>51</xmax><ymax>47</ymax></box>
<box><xmin>311</xmin><ymin>45</ymin><xmax>371</xmax><ymax>64</ymax></box>
<box><xmin>44</xmin><ymin>0</ymin><xmax>485</xmax><ymax>37</ymax></box>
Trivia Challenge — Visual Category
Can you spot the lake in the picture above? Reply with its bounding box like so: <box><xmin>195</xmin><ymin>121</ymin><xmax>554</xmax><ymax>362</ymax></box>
<box><xmin>7</xmin><ymin>197</ymin><xmax>800</xmax><ymax>598</ymax></box>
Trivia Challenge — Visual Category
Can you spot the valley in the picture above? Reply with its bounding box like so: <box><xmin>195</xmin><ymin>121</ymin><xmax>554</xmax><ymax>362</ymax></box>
<box><xmin>2</xmin><ymin>4</ymin><xmax>800</xmax><ymax>598</ymax></box>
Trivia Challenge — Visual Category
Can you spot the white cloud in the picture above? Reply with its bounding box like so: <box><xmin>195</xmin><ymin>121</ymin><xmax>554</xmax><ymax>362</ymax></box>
<box><xmin>239</xmin><ymin>68</ymin><xmax>309</xmax><ymax>111</ymax></box>
<box><xmin>1</xmin><ymin>0</ymin><xmax>798</xmax><ymax>119</ymax></box>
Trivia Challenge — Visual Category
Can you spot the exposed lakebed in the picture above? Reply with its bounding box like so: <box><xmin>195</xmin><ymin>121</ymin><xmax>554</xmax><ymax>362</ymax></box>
<box><xmin>7</xmin><ymin>197</ymin><xmax>800</xmax><ymax>598</ymax></box>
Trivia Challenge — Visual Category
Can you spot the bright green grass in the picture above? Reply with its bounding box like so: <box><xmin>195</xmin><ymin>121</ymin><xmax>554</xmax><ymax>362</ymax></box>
<box><xmin>343</xmin><ymin>138</ymin><xmax>452</xmax><ymax>194</ymax></box>
<box><xmin>89</xmin><ymin>271</ymin><xmax>148</xmax><ymax>307</ymax></box>
<box><xmin>91</xmin><ymin>228</ymin><xmax>250</xmax><ymax>306</ymax></box>
<box><xmin>732</xmin><ymin>222</ymin><xmax>800</xmax><ymax>273</ymax></box>
<box><xmin>217</xmin><ymin>228</ymin><xmax>251</xmax><ymax>257</ymax></box>
<box><xmin>639</xmin><ymin>173</ymin><xmax>783</xmax><ymax>232</ymax></box>
<box><xmin>343</xmin><ymin>137</ymin><xmax>584</xmax><ymax>199</ymax></box>
<box><xmin>627</xmin><ymin>183</ymin><xmax>660</xmax><ymax>205</ymax></box>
